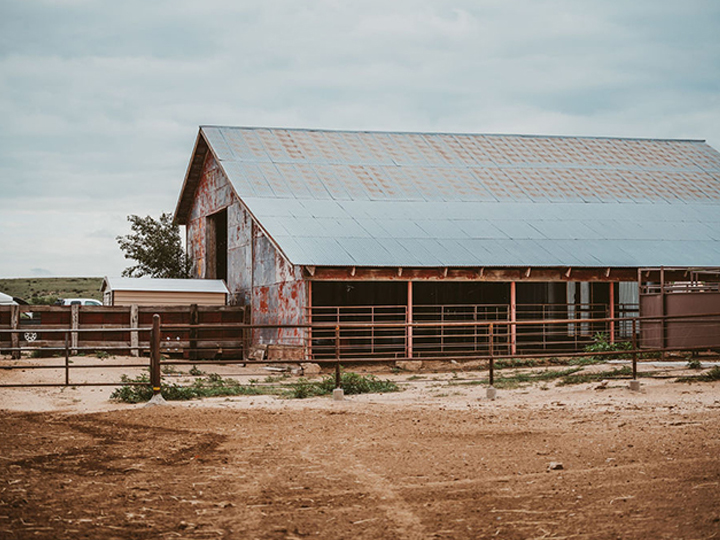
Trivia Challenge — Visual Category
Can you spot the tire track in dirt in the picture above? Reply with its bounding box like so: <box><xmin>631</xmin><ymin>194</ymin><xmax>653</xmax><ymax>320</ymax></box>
<box><xmin>298</xmin><ymin>445</ymin><xmax>429</xmax><ymax>539</ymax></box>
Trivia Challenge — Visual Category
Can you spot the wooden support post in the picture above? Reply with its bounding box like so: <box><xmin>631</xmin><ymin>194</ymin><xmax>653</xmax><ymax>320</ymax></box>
<box><xmin>150</xmin><ymin>314</ymin><xmax>161</xmax><ymax>395</ymax></box>
<box><xmin>660</xmin><ymin>267</ymin><xmax>666</xmax><ymax>360</ymax></box>
<box><xmin>609</xmin><ymin>282</ymin><xmax>615</xmax><ymax>344</ymax></box>
<box><xmin>189</xmin><ymin>303</ymin><xmax>199</xmax><ymax>361</ymax></box>
<box><xmin>65</xmin><ymin>332</ymin><xmax>70</xmax><ymax>386</ymax></box>
<box><xmin>10</xmin><ymin>304</ymin><xmax>19</xmax><ymax>360</ymax></box>
<box><xmin>510</xmin><ymin>281</ymin><xmax>517</xmax><ymax>355</ymax></box>
<box><xmin>407</xmin><ymin>281</ymin><xmax>413</xmax><ymax>359</ymax></box>
<box><xmin>71</xmin><ymin>304</ymin><xmax>79</xmax><ymax>355</ymax></box>
<box><xmin>130</xmin><ymin>304</ymin><xmax>139</xmax><ymax>357</ymax></box>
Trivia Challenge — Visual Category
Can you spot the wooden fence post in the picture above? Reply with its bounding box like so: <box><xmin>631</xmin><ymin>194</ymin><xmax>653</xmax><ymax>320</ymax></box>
<box><xmin>189</xmin><ymin>304</ymin><xmax>199</xmax><ymax>361</ymax></box>
<box><xmin>10</xmin><ymin>304</ymin><xmax>19</xmax><ymax>360</ymax></box>
<box><xmin>130</xmin><ymin>304</ymin><xmax>139</xmax><ymax>357</ymax></box>
<box><xmin>71</xmin><ymin>304</ymin><xmax>79</xmax><ymax>355</ymax></box>
<box><xmin>65</xmin><ymin>332</ymin><xmax>70</xmax><ymax>386</ymax></box>
<box><xmin>150</xmin><ymin>314</ymin><xmax>161</xmax><ymax>396</ymax></box>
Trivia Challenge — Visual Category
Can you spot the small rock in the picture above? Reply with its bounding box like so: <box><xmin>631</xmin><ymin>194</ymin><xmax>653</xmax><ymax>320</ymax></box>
<box><xmin>595</xmin><ymin>380</ymin><xmax>608</xmax><ymax>390</ymax></box>
<box><xmin>395</xmin><ymin>360</ymin><xmax>423</xmax><ymax>372</ymax></box>
<box><xmin>548</xmin><ymin>462</ymin><xmax>564</xmax><ymax>471</ymax></box>
<box><xmin>300</xmin><ymin>363</ymin><xmax>322</xmax><ymax>376</ymax></box>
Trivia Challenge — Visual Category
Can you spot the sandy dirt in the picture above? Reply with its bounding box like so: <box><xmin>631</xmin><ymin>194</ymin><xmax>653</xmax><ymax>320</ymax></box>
<box><xmin>1</xmin><ymin>355</ymin><xmax>719</xmax><ymax>539</ymax></box>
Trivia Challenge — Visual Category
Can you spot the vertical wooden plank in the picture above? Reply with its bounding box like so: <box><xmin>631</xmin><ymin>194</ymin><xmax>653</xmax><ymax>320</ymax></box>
<box><xmin>660</xmin><ymin>267</ymin><xmax>666</xmax><ymax>359</ymax></box>
<box><xmin>10</xmin><ymin>304</ymin><xmax>19</xmax><ymax>360</ymax></box>
<box><xmin>130</xmin><ymin>304</ymin><xmax>139</xmax><ymax>357</ymax></box>
<box><xmin>189</xmin><ymin>303</ymin><xmax>199</xmax><ymax>361</ymax></box>
<box><xmin>71</xmin><ymin>304</ymin><xmax>79</xmax><ymax>355</ymax></box>
<box><xmin>65</xmin><ymin>333</ymin><xmax>70</xmax><ymax>385</ymax></box>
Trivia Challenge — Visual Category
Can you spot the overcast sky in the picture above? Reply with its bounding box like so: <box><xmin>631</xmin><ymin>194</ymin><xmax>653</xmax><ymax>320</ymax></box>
<box><xmin>1</xmin><ymin>0</ymin><xmax>719</xmax><ymax>279</ymax></box>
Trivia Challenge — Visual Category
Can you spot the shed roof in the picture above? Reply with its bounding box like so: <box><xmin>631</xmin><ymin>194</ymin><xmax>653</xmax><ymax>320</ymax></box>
<box><xmin>102</xmin><ymin>277</ymin><xmax>229</xmax><ymax>294</ymax></box>
<box><xmin>175</xmin><ymin>126</ymin><xmax>720</xmax><ymax>268</ymax></box>
<box><xmin>0</xmin><ymin>292</ymin><xmax>17</xmax><ymax>305</ymax></box>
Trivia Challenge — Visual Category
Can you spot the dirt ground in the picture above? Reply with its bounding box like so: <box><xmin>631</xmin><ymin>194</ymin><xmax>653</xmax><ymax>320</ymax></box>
<box><xmin>1</xmin><ymin>355</ymin><xmax>719</xmax><ymax>539</ymax></box>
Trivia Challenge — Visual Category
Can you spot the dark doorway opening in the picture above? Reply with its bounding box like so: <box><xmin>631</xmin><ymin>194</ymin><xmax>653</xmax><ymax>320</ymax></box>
<box><xmin>207</xmin><ymin>209</ymin><xmax>228</xmax><ymax>282</ymax></box>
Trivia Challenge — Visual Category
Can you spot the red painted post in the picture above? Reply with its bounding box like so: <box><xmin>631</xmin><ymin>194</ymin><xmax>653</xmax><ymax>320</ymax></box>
<box><xmin>488</xmin><ymin>323</ymin><xmax>494</xmax><ymax>386</ymax></box>
<box><xmin>151</xmin><ymin>314</ymin><xmax>162</xmax><ymax>396</ymax></box>
<box><xmin>631</xmin><ymin>318</ymin><xmax>638</xmax><ymax>380</ymax></box>
<box><xmin>307</xmin><ymin>281</ymin><xmax>313</xmax><ymax>361</ymax></box>
<box><xmin>334</xmin><ymin>325</ymin><xmax>341</xmax><ymax>389</ymax></box>
<box><xmin>510</xmin><ymin>282</ymin><xmax>517</xmax><ymax>355</ymax></box>
<box><xmin>609</xmin><ymin>282</ymin><xmax>616</xmax><ymax>344</ymax></box>
<box><xmin>407</xmin><ymin>281</ymin><xmax>413</xmax><ymax>359</ymax></box>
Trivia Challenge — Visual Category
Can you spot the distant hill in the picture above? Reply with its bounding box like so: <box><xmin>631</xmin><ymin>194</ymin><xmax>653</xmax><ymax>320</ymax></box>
<box><xmin>0</xmin><ymin>277</ymin><xmax>104</xmax><ymax>304</ymax></box>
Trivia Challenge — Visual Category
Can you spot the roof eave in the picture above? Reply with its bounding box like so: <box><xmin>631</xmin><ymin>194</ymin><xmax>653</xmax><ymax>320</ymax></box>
<box><xmin>173</xmin><ymin>129</ymin><xmax>210</xmax><ymax>226</ymax></box>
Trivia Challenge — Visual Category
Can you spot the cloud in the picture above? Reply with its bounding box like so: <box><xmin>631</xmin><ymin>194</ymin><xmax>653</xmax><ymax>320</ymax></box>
<box><xmin>0</xmin><ymin>0</ymin><xmax>718</xmax><ymax>276</ymax></box>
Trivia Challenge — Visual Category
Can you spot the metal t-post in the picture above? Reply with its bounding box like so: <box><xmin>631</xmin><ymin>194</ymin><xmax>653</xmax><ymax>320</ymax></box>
<box><xmin>487</xmin><ymin>323</ymin><xmax>497</xmax><ymax>400</ymax></box>
<box><xmin>630</xmin><ymin>318</ymin><xmax>640</xmax><ymax>391</ymax></box>
<box><xmin>333</xmin><ymin>324</ymin><xmax>343</xmax><ymax>401</ymax></box>
<box><xmin>149</xmin><ymin>314</ymin><xmax>164</xmax><ymax>401</ymax></box>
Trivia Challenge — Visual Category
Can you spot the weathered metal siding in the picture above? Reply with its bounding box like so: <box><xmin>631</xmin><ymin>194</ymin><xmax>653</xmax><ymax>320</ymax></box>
<box><xmin>187</xmin><ymin>153</ymin><xmax>231</xmax><ymax>279</ymax></box>
<box><xmin>185</xmin><ymin>151</ymin><xmax>308</xmax><ymax>348</ymax></box>
<box><xmin>251</xmin><ymin>227</ymin><xmax>307</xmax><ymax>346</ymax></box>
<box><xmin>227</xmin><ymin>203</ymin><xmax>253</xmax><ymax>305</ymax></box>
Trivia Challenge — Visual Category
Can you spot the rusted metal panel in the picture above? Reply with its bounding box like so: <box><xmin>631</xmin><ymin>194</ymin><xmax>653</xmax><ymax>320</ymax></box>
<box><xmin>187</xmin><ymin>217</ymin><xmax>206</xmax><ymax>278</ymax></box>
<box><xmin>640</xmin><ymin>291</ymin><xmax>720</xmax><ymax>349</ymax></box>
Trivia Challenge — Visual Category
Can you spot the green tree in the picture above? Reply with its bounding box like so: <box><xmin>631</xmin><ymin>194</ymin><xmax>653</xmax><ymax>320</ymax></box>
<box><xmin>117</xmin><ymin>213</ymin><xmax>191</xmax><ymax>278</ymax></box>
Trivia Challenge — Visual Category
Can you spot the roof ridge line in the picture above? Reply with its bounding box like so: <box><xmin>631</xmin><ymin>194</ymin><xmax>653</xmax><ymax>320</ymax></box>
<box><xmin>200</xmin><ymin>125</ymin><xmax>706</xmax><ymax>144</ymax></box>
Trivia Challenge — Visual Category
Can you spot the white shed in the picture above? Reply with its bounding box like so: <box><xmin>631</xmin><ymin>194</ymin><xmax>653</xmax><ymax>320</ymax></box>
<box><xmin>0</xmin><ymin>292</ymin><xmax>17</xmax><ymax>305</ymax></box>
<box><xmin>101</xmin><ymin>277</ymin><xmax>229</xmax><ymax>306</ymax></box>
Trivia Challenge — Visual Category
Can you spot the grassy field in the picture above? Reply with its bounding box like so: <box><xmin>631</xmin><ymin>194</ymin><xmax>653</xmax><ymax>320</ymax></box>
<box><xmin>0</xmin><ymin>277</ymin><xmax>103</xmax><ymax>304</ymax></box>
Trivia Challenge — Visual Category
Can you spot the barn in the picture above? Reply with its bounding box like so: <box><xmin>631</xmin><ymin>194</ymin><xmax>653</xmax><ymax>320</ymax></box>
<box><xmin>173</xmin><ymin>126</ymin><xmax>720</xmax><ymax>360</ymax></box>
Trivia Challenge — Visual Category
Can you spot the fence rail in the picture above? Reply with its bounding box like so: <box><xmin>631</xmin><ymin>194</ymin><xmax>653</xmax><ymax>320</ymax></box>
<box><xmin>1</xmin><ymin>310</ymin><xmax>719</xmax><ymax>392</ymax></box>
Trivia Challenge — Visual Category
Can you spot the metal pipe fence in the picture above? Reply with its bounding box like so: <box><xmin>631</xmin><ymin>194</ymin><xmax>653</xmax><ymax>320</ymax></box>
<box><xmin>1</xmin><ymin>311</ymin><xmax>719</xmax><ymax>391</ymax></box>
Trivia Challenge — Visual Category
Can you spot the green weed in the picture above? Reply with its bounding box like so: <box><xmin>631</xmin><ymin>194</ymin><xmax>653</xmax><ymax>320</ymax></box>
<box><xmin>110</xmin><ymin>373</ymin><xmax>278</xmax><ymax>403</ymax></box>
<box><xmin>494</xmin><ymin>358</ymin><xmax>538</xmax><ymax>369</ymax></box>
<box><xmin>189</xmin><ymin>365</ymin><xmax>205</xmax><ymax>376</ymax></box>
<box><xmin>686</xmin><ymin>358</ymin><xmax>703</xmax><ymax>370</ymax></box>
<box><xmin>557</xmin><ymin>366</ymin><xmax>633</xmax><ymax>386</ymax></box>
<box><xmin>676</xmin><ymin>366</ymin><xmax>720</xmax><ymax>383</ymax></box>
<box><xmin>264</xmin><ymin>373</ymin><xmax>290</xmax><ymax>383</ymax></box>
<box><xmin>583</xmin><ymin>333</ymin><xmax>632</xmax><ymax>360</ymax></box>
<box><xmin>284</xmin><ymin>371</ymin><xmax>400</xmax><ymax>399</ymax></box>
<box><xmin>493</xmin><ymin>368</ymin><xmax>583</xmax><ymax>389</ymax></box>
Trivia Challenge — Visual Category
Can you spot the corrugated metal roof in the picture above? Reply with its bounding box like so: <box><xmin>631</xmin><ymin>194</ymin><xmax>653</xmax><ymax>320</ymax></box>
<box><xmin>102</xmin><ymin>277</ymin><xmax>230</xmax><ymax>294</ymax></box>
<box><xmin>189</xmin><ymin>126</ymin><xmax>720</xmax><ymax>268</ymax></box>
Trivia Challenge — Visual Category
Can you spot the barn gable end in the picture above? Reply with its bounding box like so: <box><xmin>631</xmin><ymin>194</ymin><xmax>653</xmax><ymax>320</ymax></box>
<box><xmin>179</xmin><ymin>140</ymin><xmax>307</xmax><ymax>347</ymax></box>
